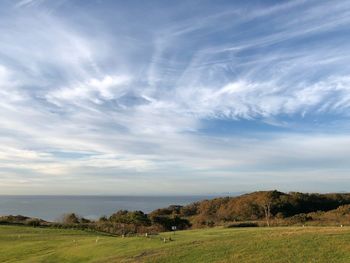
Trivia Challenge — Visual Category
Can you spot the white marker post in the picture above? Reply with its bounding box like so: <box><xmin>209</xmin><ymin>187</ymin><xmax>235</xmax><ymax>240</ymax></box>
<box><xmin>171</xmin><ymin>226</ymin><xmax>177</xmax><ymax>235</ymax></box>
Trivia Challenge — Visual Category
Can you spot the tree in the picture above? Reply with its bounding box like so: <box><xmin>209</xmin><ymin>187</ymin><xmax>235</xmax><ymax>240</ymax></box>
<box><xmin>61</xmin><ymin>213</ymin><xmax>80</xmax><ymax>224</ymax></box>
<box><xmin>256</xmin><ymin>191</ymin><xmax>276</xmax><ymax>227</ymax></box>
<box><xmin>109</xmin><ymin>210</ymin><xmax>150</xmax><ymax>226</ymax></box>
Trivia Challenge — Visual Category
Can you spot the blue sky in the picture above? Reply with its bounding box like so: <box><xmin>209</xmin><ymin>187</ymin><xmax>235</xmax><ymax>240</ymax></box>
<box><xmin>1</xmin><ymin>0</ymin><xmax>350</xmax><ymax>194</ymax></box>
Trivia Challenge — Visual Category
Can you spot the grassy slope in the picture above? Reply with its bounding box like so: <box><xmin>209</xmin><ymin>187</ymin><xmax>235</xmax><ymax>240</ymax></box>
<box><xmin>0</xmin><ymin>226</ymin><xmax>350</xmax><ymax>263</ymax></box>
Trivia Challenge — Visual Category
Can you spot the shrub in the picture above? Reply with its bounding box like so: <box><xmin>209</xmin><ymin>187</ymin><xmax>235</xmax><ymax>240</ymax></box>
<box><xmin>227</xmin><ymin>222</ymin><xmax>258</xmax><ymax>228</ymax></box>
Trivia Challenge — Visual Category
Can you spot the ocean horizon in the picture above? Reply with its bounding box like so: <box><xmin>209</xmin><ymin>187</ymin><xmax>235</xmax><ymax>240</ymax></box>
<box><xmin>0</xmin><ymin>195</ymin><xmax>222</xmax><ymax>221</ymax></box>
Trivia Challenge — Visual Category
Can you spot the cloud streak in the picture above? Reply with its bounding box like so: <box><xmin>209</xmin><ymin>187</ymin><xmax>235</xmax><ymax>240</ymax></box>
<box><xmin>0</xmin><ymin>0</ymin><xmax>350</xmax><ymax>194</ymax></box>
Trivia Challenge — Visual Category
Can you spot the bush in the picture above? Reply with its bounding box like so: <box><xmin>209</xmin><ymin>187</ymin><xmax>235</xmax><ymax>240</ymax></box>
<box><xmin>285</xmin><ymin>213</ymin><xmax>312</xmax><ymax>224</ymax></box>
<box><xmin>150</xmin><ymin>215</ymin><xmax>191</xmax><ymax>230</ymax></box>
<box><xmin>25</xmin><ymin>218</ymin><xmax>41</xmax><ymax>227</ymax></box>
<box><xmin>226</xmin><ymin>222</ymin><xmax>258</xmax><ymax>228</ymax></box>
<box><xmin>109</xmin><ymin>210</ymin><xmax>151</xmax><ymax>226</ymax></box>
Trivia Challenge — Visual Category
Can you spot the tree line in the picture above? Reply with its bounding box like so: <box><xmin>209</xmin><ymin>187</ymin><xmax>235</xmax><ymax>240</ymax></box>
<box><xmin>1</xmin><ymin>190</ymin><xmax>350</xmax><ymax>235</ymax></box>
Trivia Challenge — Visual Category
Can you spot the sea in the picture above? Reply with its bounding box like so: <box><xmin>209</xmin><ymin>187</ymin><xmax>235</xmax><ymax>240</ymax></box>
<box><xmin>0</xmin><ymin>195</ymin><xmax>215</xmax><ymax>221</ymax></box>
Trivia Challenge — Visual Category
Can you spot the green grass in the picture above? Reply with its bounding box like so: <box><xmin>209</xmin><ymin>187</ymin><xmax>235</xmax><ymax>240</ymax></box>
<box><xmin>0</xmin><ymin>225</ymin><xmax>350</xmax><ymax>262</ymax></box>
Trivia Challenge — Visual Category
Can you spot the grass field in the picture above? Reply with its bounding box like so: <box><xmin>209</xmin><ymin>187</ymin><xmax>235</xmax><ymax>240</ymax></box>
<box><xmin>0</xmin><ymin>225</ymin><xmax>350</xmax><ymax>262</ymax></box>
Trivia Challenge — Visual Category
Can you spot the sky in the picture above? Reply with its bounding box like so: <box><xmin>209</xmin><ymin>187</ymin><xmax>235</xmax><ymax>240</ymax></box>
<box><xmin>0</xmin><ymin>0</ymin><xmax>350</xmax><ymax>195</ymax></box>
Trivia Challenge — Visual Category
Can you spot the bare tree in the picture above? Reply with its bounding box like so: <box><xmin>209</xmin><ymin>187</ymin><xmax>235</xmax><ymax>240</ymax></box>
<box><xmin>257</xmin><ymin>192</ymin><xmax>274</xmax><ymax>227</ymax></box>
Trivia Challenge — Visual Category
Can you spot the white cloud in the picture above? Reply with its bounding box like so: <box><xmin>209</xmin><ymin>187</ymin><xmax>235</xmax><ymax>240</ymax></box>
<box><xmin>46</xmin><ymin>75</ymin><xmax>131</xmax><ymax>106</ymax></box>
<box><xmin>0</xmin><ymin>65</ymin><xmax>25</xmax><ymax>103</ymax></box>
<box><xmin>15</xmin><ymin>0</ymin><xmax>44</xmax><ymax>8</ymax></box>
<box><xmin>1</xmin><ymin>0</ymin><xmax>350</xmax><ymax>194</ymax></box>
<box><xmin>178</xmin><ymin>76</ymin><xmax>350</xmax><ymax>119</ymax></box>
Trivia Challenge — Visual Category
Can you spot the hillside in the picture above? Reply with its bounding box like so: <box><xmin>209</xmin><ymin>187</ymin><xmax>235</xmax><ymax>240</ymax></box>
<box><xmin>2</xmin><ymin>190</ymin><xmax>350</xmax><ymax>236</ymax></box>
<box><xmin>150</xmin><ymin>190</ymin><xmax>350</xmax><ymax>228</ymax></box>
<box><xmin>0</xmin><ymin>225</ymin><xmax>349</xmax><ymax>262</ymax></box>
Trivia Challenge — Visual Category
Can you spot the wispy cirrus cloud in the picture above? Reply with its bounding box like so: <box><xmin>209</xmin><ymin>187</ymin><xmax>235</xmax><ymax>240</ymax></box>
<box><xmin>0</xmin><ymin>0</ymin><xmax>350</xmax><ymax>194</ymax></box>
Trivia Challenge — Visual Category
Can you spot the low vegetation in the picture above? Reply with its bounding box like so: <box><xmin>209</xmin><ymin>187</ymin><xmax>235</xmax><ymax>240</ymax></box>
<box><xmin>1</xmin><ymin>190</ymin><xmax>350</xmax><ymax>236</ymax></box>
